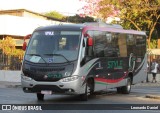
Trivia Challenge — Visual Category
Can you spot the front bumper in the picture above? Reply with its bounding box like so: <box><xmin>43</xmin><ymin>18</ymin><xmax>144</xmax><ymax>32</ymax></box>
<box><xmin>21</xmin><ymin>76</ymin><xmax>85</xmax><ymax>95</ymax></box>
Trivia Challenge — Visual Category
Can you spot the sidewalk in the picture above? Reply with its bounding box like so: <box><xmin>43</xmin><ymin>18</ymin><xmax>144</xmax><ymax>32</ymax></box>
<box><xmin>134</xmin><ymin>81</ymin><xmax>160</xmax><ymax>87</ymax></box>
<box><xmin>134</xmin><ymin>81</ymin><xmax>160</xmax><ymax>100</ymax></box>
<box><xmin>0</xmin><ymin>81</ymin><xmax>21</xmax><ymax>88</ymax></box>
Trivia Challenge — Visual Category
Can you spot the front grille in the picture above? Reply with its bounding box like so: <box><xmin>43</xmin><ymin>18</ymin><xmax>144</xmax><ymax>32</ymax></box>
<box><xmin>30</xmin><ymin>67</ymin><xmax>65</xmax><ymax>72</ymax></box>
<box><xmin>30</xmin><ymin>85</ymin><xmax>69</xmax><ymax>93</ymax></box>
<box><xmin>34</xmin><ymin>77</ymin><xmax>61</xmax><ymax>82</ymax></box>
<box><xmin>22</xmin><ymin>63</ymin><xmax>74</xmax><ymax>82</ymax></box>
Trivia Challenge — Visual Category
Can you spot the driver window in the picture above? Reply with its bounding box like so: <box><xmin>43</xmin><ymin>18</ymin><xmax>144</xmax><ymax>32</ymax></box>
<box><xmin>59</xmin><ymin>37</ymin><xmax>67</xmax><ymax>50</ymax></box>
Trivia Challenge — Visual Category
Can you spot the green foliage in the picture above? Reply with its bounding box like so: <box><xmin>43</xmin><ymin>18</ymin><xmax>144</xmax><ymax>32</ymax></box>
<box><xmin>98</xmin><ymin>0</ymin><xmax>160</xmax><ymax>48</ymax></box>
<box><xmin>44</xmin><ymin>11</ymin><xmax>66</xmax><ymax>20</ymax></box>
<box><xmin>150</xmin><ymin>39</ymin><xmax>157</xmax><ymax>49</ymax></box>
<box><xmin>44</xmin><ymin>10</ymin><xmax>95</xmax><ymax>23</ymax></box>
<box><xmin>0</xmin><ymin>36</ymin><xmax>24</xmax><ymax>56</ymax></box>
<box><xmin>0</xmin><ymin>37</ymin><xmax>24</xmax><ymax>70</ymax></box>
<box><xmin>67</xmin><ymin>14</ymin><xmax>95</xmax><ymax>23</ymax></box>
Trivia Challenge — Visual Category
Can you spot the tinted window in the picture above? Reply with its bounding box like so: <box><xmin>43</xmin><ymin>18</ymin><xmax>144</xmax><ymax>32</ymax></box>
<box><xmin>104</xmin><ymin>33</ymin><xmax>119</xmax><ymax>57</ymax></box>
<box><xmin>94</xmin><ymin>31</ymin><xmax>106</xmax><ymax>57</ymax></box>
<box><xmin>135</xmin><ymin>35</ymin><xmax>146</xmax><ymax>56</ymax></box>
<box><xmin>127</xmin><ymin>34</ymin><xmax>136</xmax><ymax>56</ymax></box>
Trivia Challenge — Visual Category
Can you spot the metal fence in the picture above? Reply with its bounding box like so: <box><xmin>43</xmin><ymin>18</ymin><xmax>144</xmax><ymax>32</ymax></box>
<box><xmin>0</xmin><ymin>53</ymin><xmax>23</xmax><ymax>70</ymax></box>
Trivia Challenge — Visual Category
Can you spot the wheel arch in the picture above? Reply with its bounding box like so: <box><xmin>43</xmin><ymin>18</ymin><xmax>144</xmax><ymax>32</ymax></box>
<box><xmin>87</xmin><ymin>77</ymin><xmax>95</xmax><ymax>87</ymax></box>
<box><xmin>127</xmin><ymin>72</ymin><xmax>133</xmax><ymax>84</ymax></box>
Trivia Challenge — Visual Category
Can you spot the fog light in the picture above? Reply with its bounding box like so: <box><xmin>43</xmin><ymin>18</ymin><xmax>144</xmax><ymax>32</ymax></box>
<box><xmin>22</xmin><ymin>75</ymin><xmax>32</xmax><ymax>81</ymax></box>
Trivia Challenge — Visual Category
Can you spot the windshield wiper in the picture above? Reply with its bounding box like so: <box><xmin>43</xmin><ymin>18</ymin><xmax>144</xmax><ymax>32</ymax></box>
<box><xmin>26</xmin><ymin>54</ymin><xmax>47</xmax><ymax>64</ymax></box>
<box><xmin>44</xmin><ymin>53</ymin><xmax>70</xmax><ymax>63</ymax></box>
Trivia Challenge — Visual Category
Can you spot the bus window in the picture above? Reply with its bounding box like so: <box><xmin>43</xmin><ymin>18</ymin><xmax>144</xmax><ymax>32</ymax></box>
<box><xmin>59</xmin><ymin>37</ymin><xmax>67</xmax><ymax>50</ymax></box>
<box><xmin>30</xmin><ymin>39</ymin><xmax>38</xmax><ymax>54</ymax></box>
<box><xmin>94</xmin><ymin>31</ymin><xmax>106</xmax><ymax>57</ymax></box>
<box><xmin>135</xmin><ymin>35</ymin><xmax>146</xmax><ymax>56</ymax></box>
<box><xmin>118</xmin><ymin>34</ymin><xmax>127</xmax><ymax>57</ymax></box>
<box><xmin>127</xmin><ymin>34</ymin><xmax>136</xmax><ymax>56</ymax></box>
<box><xmin>104</xmin><ymin>33</ymin><xmax>119</xmax><ymax>57</ymax></box>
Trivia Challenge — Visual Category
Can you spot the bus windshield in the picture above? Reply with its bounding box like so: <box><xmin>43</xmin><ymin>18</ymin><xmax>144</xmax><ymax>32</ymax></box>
<box><xmin>25</xmin><ymin>30</ymin><xmax>81</xmax><ymax>63</ymax></box>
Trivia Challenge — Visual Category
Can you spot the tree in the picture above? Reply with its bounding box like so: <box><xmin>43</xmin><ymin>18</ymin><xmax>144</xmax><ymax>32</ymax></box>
<box><xmin>0</xmin><ymin>36</ymin><xmax>24</xmax><ymax>56</ymax></box>
<box><xmin>67</xmin><ymin>14</ymin><xmax>95</xmax><ymax>23</ymax></box>
<box><xmin>44</xmin><ymin>11</ymin><xmax>66</xmax><ymax>20</ymax></box>
<box><xmin>78</xmin><ymin>0</ymin><xmax>119</xmax><ymax>18</ymax></box>
<box><xmin>79</xmin><ymin>0</ymin><xmax>160</xmax><ymax>48</ymax></box>
<box><xmin>113</xmin><ymin>0</ymin><xmax>160</xmax><ymax>48</ymax></box>
<box><xmin>78</xmin><ymin>0</ymin><xmax>102</xmax><ymax>17</ymax></box>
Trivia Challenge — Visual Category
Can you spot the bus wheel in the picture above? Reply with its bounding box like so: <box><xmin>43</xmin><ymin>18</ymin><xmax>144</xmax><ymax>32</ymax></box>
<box><xmin>37</xmin><ymin>93</ymin><xmax>44</xmax><ymax>101</ymax></box>
<box><xmin>121</xmin><ymin>78</ymin><xmax>131</xmax><ymax>94</ymax></box>
<box><xmin>88</xmin><ymin>78</ymin><xmax>94</xmax><ymax>95</ymax></box>
<box><xmin>117</xmin><ymin>87</ymin><xmax>122</xmax><ymax>93</ymax></box>
<box><xmin>80</xmin><ymin>83</ymin><xmax>89</xmax><ymax>101</ymax></box>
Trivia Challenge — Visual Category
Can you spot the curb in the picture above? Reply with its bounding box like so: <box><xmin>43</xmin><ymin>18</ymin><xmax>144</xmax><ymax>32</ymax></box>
<box><xmin>145</xmin><ymin>95</ymin><xmax>160</xmax><ymax>100</ymax></box>
<box><xmin>0</xmin><ymin>81</ymin><xmax>21</xmax><ymax>88</ymax></box>
<box><xmin>6</xmin><ymin>85</ymin><xmax>21</xmax><ymax>88</ymax></box>
<box><xmin>0</xmin><ymin>84</ymin><xmax>21</xmax><ymax>88</ymax></box>
<box><xmin>133</xmin><ymin>82</ymin><xmax>160</xmax><ymax>87</ymax></box>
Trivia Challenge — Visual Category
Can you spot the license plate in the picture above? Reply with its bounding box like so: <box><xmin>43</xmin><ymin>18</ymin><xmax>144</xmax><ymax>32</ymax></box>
<box><xmin>41</xmin><ymin>90</ymin><xmax>52</xmax><ymax>95</ymax></box>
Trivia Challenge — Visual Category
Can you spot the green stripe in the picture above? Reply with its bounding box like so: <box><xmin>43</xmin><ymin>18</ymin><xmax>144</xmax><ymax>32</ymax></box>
<box><xmin>95</xmin><ymin>81</ymin><xmax>110</xmax><ymax>85</ymax></box>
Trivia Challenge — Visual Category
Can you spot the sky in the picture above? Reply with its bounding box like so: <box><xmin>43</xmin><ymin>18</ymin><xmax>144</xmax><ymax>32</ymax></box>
<box><xmin>0</xmin><ymin>0</ymin><xmax>85</xmax><ymax>15</ymax></box>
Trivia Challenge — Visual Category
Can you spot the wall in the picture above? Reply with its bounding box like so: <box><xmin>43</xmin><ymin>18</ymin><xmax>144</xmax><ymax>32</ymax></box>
<box><xmin>0</xmin><ymin>15</ymin><xmax>61</xmax><ymax>36</ymax></box>
<box><xmin>0</xmin><ymin>70</ymin><xmax>21</xmax><ymax>82</ymax></box>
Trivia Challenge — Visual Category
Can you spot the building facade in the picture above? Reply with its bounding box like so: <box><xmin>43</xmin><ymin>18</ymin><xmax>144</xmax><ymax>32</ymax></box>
<box><xmin>0</xmin><ymin>9</ymin><xmax>66</xmax><ymax>48</ymax></box>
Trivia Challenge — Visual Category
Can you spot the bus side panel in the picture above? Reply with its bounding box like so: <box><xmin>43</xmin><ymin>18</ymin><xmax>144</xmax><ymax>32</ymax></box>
<box><xmin>83</xmin><ymin>57</ymin><xmax>129</xmax><ymax>92</ymax></box>
<box><xmin>132</xmin><ymin>55</ymin><xmax>148</xmax><ymax>84</ymax></box>
<box><xmin>80</xmin><ymin>60</ymin><xmax>107</xmax><ymax>92</ymax></box>
<box><xmin>106</xmin><ymin>79</ymin><xmax>127</xmax><ymax>89</ymax></box>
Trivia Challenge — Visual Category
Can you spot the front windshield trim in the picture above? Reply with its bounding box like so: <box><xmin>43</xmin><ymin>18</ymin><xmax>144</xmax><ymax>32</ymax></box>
<box><xmin>25</xmin><ymin>30</ymin><xmax>82</xmax><ymax>64</ymax></box>
<box><xmin>44</xmin><ymin>53</ymin><xmax>70</xmax><ymax>63</ymax></box>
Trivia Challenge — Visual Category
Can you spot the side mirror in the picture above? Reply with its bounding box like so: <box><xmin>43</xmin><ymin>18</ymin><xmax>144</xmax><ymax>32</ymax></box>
<box><xmin>22</xmin><ymin>42</ymin><xmax>27</xmax><ymax>51</ymax></box>
<box><xmin>84</xmin><ymin>33</ymin><xmax>93</xmax><ymax>46</ymax></box>
<box><xmin>22</xmin><ymin>34</ymin><xmax>31</xmax><ymax>51</ymax></box>
<box><xmin>87</xmin><ymin>37</ymin><xmax>93</xmax><ymax>46</ymax></box>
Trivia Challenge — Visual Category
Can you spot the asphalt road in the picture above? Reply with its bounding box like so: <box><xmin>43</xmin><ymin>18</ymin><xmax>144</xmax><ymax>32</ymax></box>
<box><xmin>0</xmin><ymin>85</ymin><xmax>160</xmax><ymax>113</ymax></box>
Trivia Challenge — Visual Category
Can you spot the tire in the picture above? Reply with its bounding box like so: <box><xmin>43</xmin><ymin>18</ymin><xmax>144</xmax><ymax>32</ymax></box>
<box><xmin>37</xmin><ymin>93</ymin><xmax>44</xmax><ymax>101</ymax></box>
<box><xmin>117</xmin><ymin>87</ymin><xmax>122</xmax><ymax>93</ymax></box>
<box><xmin>88</xmin><ymin>79</ymin><xmax>94</xmax><ymax>95</ymax></box>
<box><xmin>121</xmin><ymin>78</ymin><xmax>131</xmax><ymax>94</ymax></box>
<box><xmin>80</xmin><ymin>83</ymin><xmax>89</xmax><ymax>101</ymax></box>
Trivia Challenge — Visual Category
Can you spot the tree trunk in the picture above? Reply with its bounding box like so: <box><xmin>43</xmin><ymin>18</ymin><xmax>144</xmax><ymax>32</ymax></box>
<box><xmin>148</xmin><ymin>21</ymin><xmax>158</xmax><ymax>49</ymax></box>
<box><xmin>147</xmin><ymin>38</ymin><xmax>151</xmax><ymax>49</ymax></box>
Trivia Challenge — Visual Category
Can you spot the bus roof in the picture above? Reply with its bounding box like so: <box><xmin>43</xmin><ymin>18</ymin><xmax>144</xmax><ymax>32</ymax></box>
<box><xmin>35</xmin><ymin>24</ymin><xmax>85</xmax><ymax>31</ymax></box>
<box><xmin>82</xmin><ymin>26</ymin><xmax>146</xmax><ymax>35</ymax></box>
<box><xmin>35</xmin><ymin>23</ymin><xmax>146</xmax><ymax>36</ymax></box>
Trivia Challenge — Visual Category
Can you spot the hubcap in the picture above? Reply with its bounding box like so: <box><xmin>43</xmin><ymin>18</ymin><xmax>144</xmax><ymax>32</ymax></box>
<box><xmin>87</xmin><ymin>85</ymin><xmax>90</xmax><ymax>95</ymax></box>
<box><xmin>127</xmin><ymin>81</ymin><xmax>131</xmax><ymax>91</ymax></box>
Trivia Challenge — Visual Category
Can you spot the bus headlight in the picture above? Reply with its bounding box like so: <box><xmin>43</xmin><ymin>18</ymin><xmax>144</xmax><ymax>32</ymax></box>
<box><xmin>21</xmin><ymin>75</ymin><xmax>32</xmax><ymax>81</ymax></box>
<box><xmin>60</xmin><ymin>76</ymin><xmax>78</xmax><ymax>82</ymax></box>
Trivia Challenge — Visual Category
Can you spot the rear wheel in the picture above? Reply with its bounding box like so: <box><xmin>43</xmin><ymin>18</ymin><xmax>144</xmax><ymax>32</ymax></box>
<box><xmin>121</xmin><ymin>78</ymin><xmax>131</xmax><ymax>94</ymax></box>
<box><xmin>117</xmin><ymin>87</ymin><xmax>122</xmax><ymax>93</ymax></box>
<box><xmin>37</xmin><ymin>93</ymin><xmax>44</xmax><ymax>101</ymax></box>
